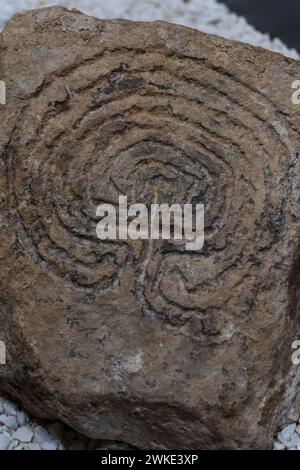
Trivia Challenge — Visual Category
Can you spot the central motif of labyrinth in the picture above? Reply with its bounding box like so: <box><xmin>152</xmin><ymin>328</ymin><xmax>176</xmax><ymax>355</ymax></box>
<box><xmin>8</xmin><ymin>41</ymin><xmax>291</xmax><ymax>327</ymax></box>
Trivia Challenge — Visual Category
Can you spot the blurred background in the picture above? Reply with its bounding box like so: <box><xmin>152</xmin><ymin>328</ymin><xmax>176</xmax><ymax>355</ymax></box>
<box><xmin>223</xmin><ymin>0</ymin><xmax>300</xmax><ymax>52</ymax></box>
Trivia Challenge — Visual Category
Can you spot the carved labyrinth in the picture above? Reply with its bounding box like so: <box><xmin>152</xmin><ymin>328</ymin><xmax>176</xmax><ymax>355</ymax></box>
<box><xmin>7</xmin><ymin>46</ymin><xmax>293</xmax><ymax>325</ymax></box>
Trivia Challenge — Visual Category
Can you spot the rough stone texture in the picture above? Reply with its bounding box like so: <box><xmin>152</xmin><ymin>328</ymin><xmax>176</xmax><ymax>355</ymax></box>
<box><xmin>1</xmin><ymin>6</ymin><xmax>300</xmax><ymax>450</ymax></box>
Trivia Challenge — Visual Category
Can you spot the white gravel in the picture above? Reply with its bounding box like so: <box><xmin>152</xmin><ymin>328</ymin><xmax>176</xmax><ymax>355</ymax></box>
<box><xmin>0</xmin><ymin>0</ymin><xmax>299</xmax><ymax>451</ymax></box>
<box><xmin>0</xmin><ymin>397</ymin><xmax>57</xmax><ymax>450</ymax></box>
<box><xmin>274</xmin><ymin>422</ymin><xmax>300</xmax><ymax>450</ymax></box>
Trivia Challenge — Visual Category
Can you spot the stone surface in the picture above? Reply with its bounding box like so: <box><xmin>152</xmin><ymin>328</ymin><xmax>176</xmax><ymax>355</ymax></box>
<box><xmin>1</xmin><ymin>6</ymin><xmax>300</xmax><ymax>450</ymax></box>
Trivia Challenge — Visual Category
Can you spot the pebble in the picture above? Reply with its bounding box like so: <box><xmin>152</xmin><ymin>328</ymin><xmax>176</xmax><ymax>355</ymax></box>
<box><xmin>0</xmin><ymin>433</ymin><xmax>11</xmax><ymax>450</ymax></box>
<box><xmin>2</xmin><ymin>400</ymin><xmax>17</xmax><ymax>416</ymax></box>
<box><xmin>8</xmin><ymin>440</ymin><xmax>19</xmax><ymax>450</ymax></box>
<box><xmin>273</xmin><ymin>442</ymin><xmax>285</xmax><ymax>450</ymax></box>
<box><xmin>41</xmin><ymin>442</ymin><xmax>58</xmax><ymax>450</ymax></box>
<box><xmin>27</xmin><ymin>443</ymin><xmax>41</xmax><ymax>450</ymax></box>
<box><xmin>15</xmin><ymin>444</ymin><xmax>27</xmax><ymax>450</ymax></box>
<box><xmin>289</xmin><ymin>433</ymin><xmax>300</xmax><ymax>448</ymax></box>
<box><xmin>278</xmin><ymin>423</ymin><xmax>296</xmax><ymax>442</ymax></box>
<box><xmin>0</xmin><ymin>415</ymin><xmax>18</xmax><ymax>430</ymax></box>
<box><xmin>16</xmin><ymin>411</ymin><xmax>28</xmax><ymax>426</ymax></box>
<box><xmin>13</xmin><ymin>426</ymin><xmax>34</xmax><ymax>443</ymax></box>
<box><xmin>274</xmin><ymin>422</ymin><xmax>300</xmax><ymax>450</ymax></box>
<box><xmin>34</xmin><ymin>426</ymin><xmax>58</xmax><ymax>446</ymax></box>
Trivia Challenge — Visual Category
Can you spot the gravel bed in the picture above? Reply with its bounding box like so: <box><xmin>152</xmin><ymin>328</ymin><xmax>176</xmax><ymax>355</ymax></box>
<box><xmin>0</xmin><ymin>0</ymin><xmax>299</xmax><ymax>451</ymax></box>
<box><xmin>274</xmin><ymin>423</ymin><xmax>300</xmax><ymax>451</ymax></box>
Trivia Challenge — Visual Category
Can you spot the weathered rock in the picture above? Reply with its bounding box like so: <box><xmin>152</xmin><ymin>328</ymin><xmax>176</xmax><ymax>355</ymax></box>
<box><xmin>1</xmin><ymin>6</ymin><xmax>300</xmax><ymax>449</ymax></box>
